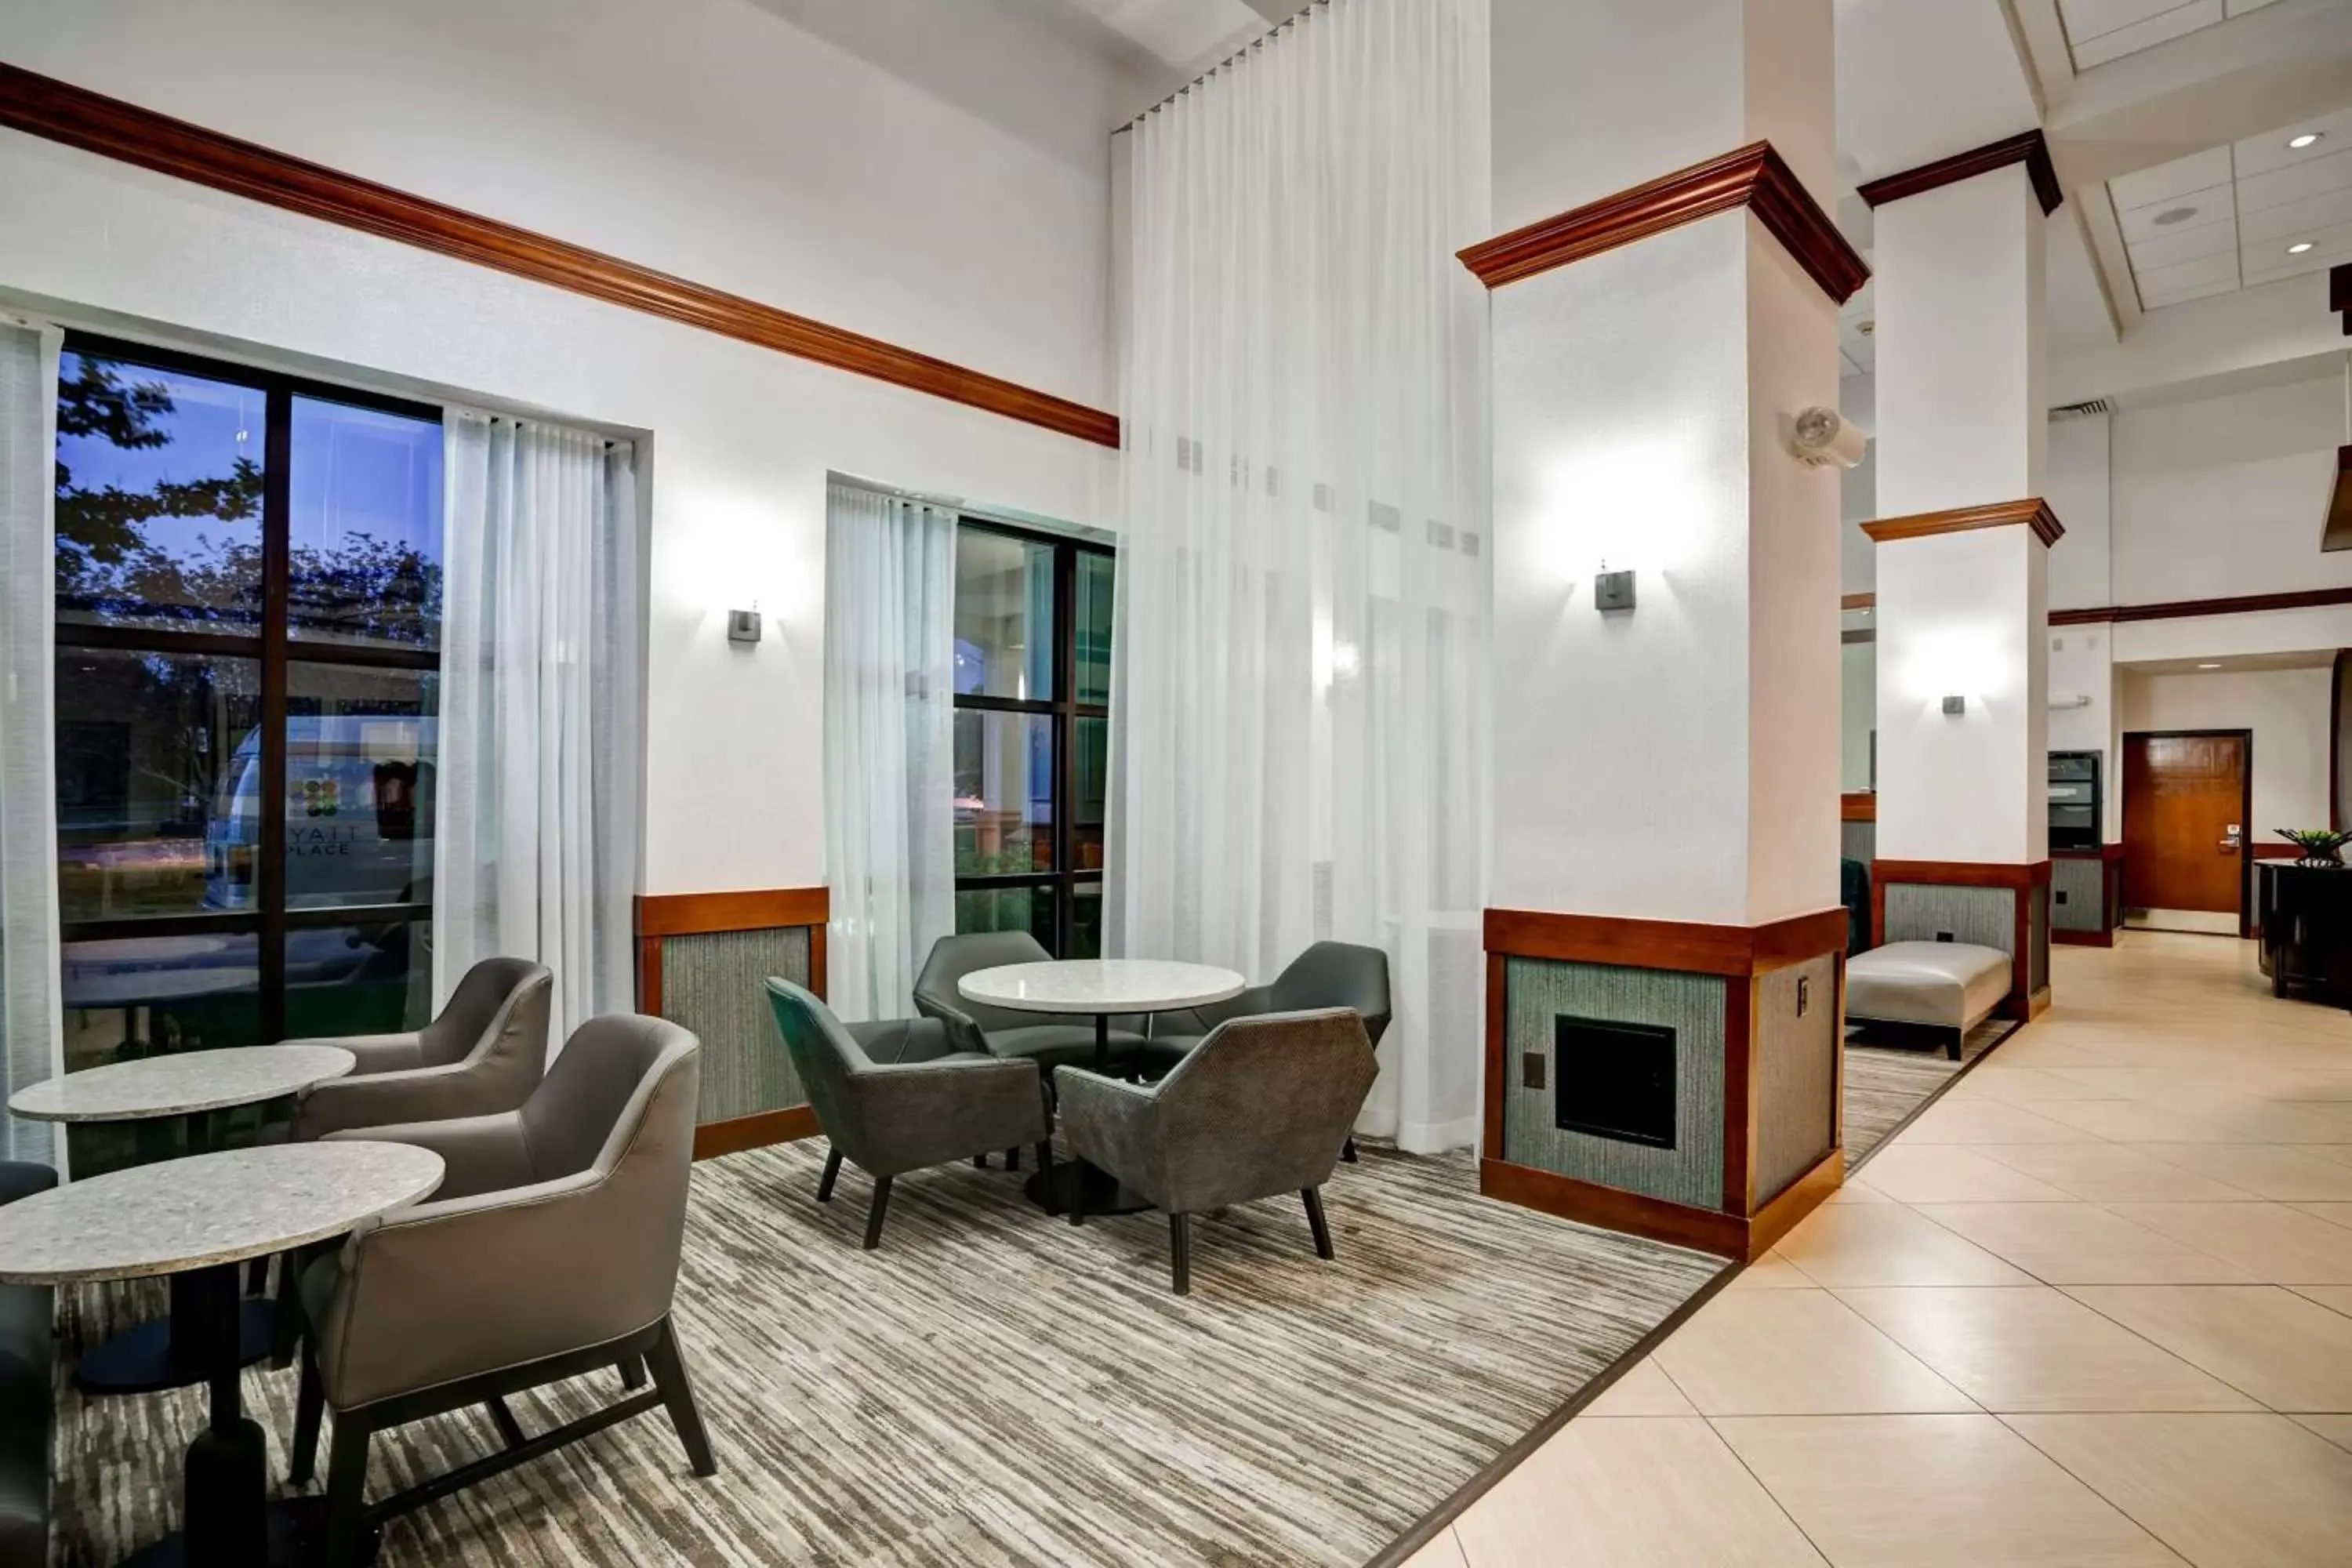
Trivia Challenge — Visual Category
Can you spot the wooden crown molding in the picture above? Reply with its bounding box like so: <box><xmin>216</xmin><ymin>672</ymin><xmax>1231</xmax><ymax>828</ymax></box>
<box><xmin>1857</xmin><ymin>130</ymin><xmax>2062</xmax><ymax>216</ymax></box>
<box><xmin>2050</xmin><ymin>585</ymin><xmax>2352</xmax><ymax>628</ymax></box>
<box><xmin>0</xmin><ymin>62</ymin><xmax>1121</xmax><ymax>449</ymax></box>
<box><xmin>1840</xmin><ymin>592</ymin><xmax>1877</xmax><ymax>611</ymax></box>
<box><xmin>1862</xmin><ymin>497</ymin><xmax>2063</xmax><ymax>549</ymax></box>
<box><xmin>1483</xmin><ymin>905</ymin><xmax>1847</xmax><ymax>978</ymax></box>
<box><xmin>635</xmin><ymin>887</ymin><xmax>830</xmax><ymax>938</ymax></box>
<box><xmin>1457</xmin><ymin>142</ymin><xmax>1868</xmax><ymax>305</ymax></box>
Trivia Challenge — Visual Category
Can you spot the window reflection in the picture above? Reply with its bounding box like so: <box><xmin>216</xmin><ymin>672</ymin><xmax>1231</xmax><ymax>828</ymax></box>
<box><xmin>289</xmin><ymin>396</ymin><xmax>443</xmax><ymax>649</ymax></box>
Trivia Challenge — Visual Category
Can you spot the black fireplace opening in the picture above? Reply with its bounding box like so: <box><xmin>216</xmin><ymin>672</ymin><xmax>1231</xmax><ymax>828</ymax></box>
<box><xmin>1553</xmin><ymin>1014</ymin><xmax>1678</xmax><ymax>1149</ymax></box>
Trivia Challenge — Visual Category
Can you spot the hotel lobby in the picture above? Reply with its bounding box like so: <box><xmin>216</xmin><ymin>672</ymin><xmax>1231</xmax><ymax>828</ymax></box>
<box><xmin>0</xmin><ymin>0</ymin><xmax>2349</xmax><ymax>1564</ymax></box>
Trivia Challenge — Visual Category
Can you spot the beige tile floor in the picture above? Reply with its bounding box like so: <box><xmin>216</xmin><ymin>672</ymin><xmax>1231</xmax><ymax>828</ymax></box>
<box><xmin>1421</xmin><ymin>932</ymin><xmax>2352</xmax><ymax>1567</ymax></box>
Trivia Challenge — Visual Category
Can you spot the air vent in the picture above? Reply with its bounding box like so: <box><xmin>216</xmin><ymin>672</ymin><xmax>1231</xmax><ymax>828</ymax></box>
<box><xmin>2049</xmin><ymin>399</ymin><xmax>2110</xmax><ymax>420</ymax></box>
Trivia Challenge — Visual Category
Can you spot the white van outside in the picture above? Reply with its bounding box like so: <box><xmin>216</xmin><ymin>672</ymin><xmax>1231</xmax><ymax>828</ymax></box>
<box><xmin>205</xmin><ymin>716</ymin><xmax>434</xmax><ymax>910</ymax></box>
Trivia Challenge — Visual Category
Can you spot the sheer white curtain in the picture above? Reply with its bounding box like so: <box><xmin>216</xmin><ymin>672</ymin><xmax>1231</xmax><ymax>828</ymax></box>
<box><xmin>0</xmin><ymin>320</ymin><xmax>63</xmax><ymax>1166</ymax></box>
<box><xmin>436</xmin><ymin>412</ymin><xmax>642</xmax><ymax>1051</ymax></box>
<box><xmin>1112</xmin><ymin>0</ymin><xmax>1491</xmax><ymax>1153</ymax></box>
<box><xmin>822</xmin><ymin>481</ymin><xmax>956</xmax><ymax>1023</ymax></box>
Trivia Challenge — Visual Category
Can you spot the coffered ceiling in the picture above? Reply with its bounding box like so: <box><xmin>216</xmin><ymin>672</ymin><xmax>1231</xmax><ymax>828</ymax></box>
<box><xmin>2057</xmin><ymin>0</ymin><xmax>2281</xmax><ymax>70</ymax></box>
<box><xmin>2107</xmin><ymin>101</ymin><xmax>2352</xmax><ymax>308</ymax></box>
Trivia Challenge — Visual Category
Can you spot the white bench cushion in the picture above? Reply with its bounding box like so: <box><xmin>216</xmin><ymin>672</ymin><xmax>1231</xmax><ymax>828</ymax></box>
<box><xmin>1847</xmin><ymin>941</ymin><xmax>2011</xmax><ymax>1032</ymax></box>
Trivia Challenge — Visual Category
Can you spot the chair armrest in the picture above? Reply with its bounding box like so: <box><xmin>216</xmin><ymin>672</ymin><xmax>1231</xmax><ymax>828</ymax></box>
<box><xmin>292</xmin><ymin>1057</ymin><xmax>511</xmax><ymax>1142</ymax></box>
<box><xmin>316</xmin><ymin>1167</ymin><xmax>675</xmax><ymax>1411</ymax></box>
<box><xmin>913</xmin><ymin>993</ymin><xmax>991</xmax><ymax>1057</ymax></box>
<box><xmin>321</xmin><ymin>1112</ymin><xmax>534</xmax><ymax>1203</ymax></box>
<box><xmin>0</xmin><ymin>1163</ymin><xmax>56</xmax><ymax>1208</ymax></box>
<box><xmin>1052</xmin><ymin>1069</ymin><xmax>1163</xmax><ymax>1203</ymax></box>
<box><xmin>837</xmin><ymin>1056</ymin><xmax>1046</xmax><ymax>1177</ymax></box>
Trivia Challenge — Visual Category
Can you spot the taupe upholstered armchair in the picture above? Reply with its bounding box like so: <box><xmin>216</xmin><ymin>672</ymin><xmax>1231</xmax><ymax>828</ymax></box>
<box><xmin>289</xmin><ymin>956</ymin><xmax>554</xmax><ymax>1140</ymax></box>
<box><xmin>766</xmin><ymin>978</ymin><xmax>1050</xmax><ymax>1247</ymax></box>
<box><xmin>913</xmin><ymin>931</ymin><xmax>1147</xmax><ymax>1075</ymax></box>
<box><xmin>1057</xmin><ymin>1008</ymin><xmax>1377</xmax><ymax>1295</ymax></box>
<box><xmin>1139</xmin><ymin>941</ymin><xmax>1390</xmax><ymax>1161</ymax></box>
<box><xmin>289</xmin><ymin>1014</ymin><xmax>712</xmax><ymax>1567</ymax></box>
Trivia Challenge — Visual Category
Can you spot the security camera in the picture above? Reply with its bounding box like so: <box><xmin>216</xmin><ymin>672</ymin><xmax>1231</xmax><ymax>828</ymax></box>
<box><xmin>1788</xmin><ymin>405</ymin><xmax>1868</xmax><ymax>470</ymax></box>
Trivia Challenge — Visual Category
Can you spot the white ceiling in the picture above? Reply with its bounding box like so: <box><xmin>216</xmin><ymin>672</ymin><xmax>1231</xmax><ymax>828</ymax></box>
<box><xmin>1061</xmin><ymin>0</ymin><xmax>1269</xmax><ymax>71</ymax></box>
<box><xmin>2058</xmin><ymin>0</ymin><xmax>2282</xmax><ymax>71</ymax></box>
<box><xmin>2107</xmin><ymin>101</ymin><xmax>2352</xmax><ymax>308</ymax></box>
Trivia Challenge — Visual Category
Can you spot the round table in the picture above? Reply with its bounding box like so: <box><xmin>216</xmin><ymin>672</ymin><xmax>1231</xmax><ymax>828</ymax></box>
<box><xmin>9</xmin><ymin>1044</ymin><xmax>358</xmax><ymax>1394</ymax></box>
<box><xmin>0</xmin><ymin>1141</ymin><xmax>443</xmax><ymax>1567</ymax></box>
<box><xmin>959</xmin><ymin>959</ymin><xmax>1244</xmax><ymax>1216</ymax></box>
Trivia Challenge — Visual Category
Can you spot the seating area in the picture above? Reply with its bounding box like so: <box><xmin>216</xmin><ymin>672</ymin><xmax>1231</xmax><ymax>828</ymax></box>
<box><xmin>2</xmin><ymin>2</ymin><xmax>2350</xmax><ymax>1565</ymax></box>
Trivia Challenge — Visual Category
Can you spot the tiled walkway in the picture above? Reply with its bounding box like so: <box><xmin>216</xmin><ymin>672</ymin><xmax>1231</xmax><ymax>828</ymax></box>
<box><xmin>1412</xmin><ymin>931</ymin><xmax>2352</xmax><ymax>1567</ymax></box>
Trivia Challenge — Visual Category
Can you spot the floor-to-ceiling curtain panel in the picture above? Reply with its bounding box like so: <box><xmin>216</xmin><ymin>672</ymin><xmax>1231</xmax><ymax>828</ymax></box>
<box><xmin>1112</xmin><ymin>0</ymin><xmax>1491</xmax><ymax>1153</ymax></box>
<box><xmin>437</xmin><ymin>412</ymin><xmax>642</xmax><ymax>1051</ymax></box>
<box><xmin>0</xmin><ymin>319</ymin><xmax>63</xmax><ymax>1166</ymax></box>
<box><xmin>822</xmin><ymin>480</ymin><xmax>956</xmax><ymax>1024</ymax></box>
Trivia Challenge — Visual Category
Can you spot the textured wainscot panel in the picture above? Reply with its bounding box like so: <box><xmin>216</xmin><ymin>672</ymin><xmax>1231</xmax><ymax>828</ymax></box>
<box><xmin>1501</xmin><ymin>956</ymin><xmax>1726</xmax><ymax>1209</ymax></box>
<box><xmin>1840</xmin><ymin>820</ymin><xmax>1876</xmax><ymax>863</ymax></box>
<box><xmin>1882</xmin><ymin>882</ymin><xmax>2012</xmax><ymax>952</ymax></box>
<box><xmin>1755</xmin><ymin>954</ymin><xmax>1838</xmax><ymax>1204</ymax></box>
<box><xmin>660</xmin><ymin>927</ymin><xmax>811</xmax><ymax>1123</ymax></box>
<box><xmin>2027</xmin><ymin>882</ymin><xmax>2050</xmax><ymax>995</ymax></box>
<box><xmin>2051</xmin><ymin>855</ymin><xmax>2107</xmax><ymax>933</ymax></box>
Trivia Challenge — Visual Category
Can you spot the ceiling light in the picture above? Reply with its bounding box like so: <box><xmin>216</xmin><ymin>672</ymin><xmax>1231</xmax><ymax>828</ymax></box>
<box><xmin>2151</xmin><ymin>206</ymin><xmax>2199</xmax><ymax>227</ymax></box>
<box><xmin>2197</xmin><ymin>662</ymin><xmax>2223</xmax><ymax>670</ymax></box>
<box><xmin>2288</xmin><ymin>241</ymin><xmax>2315</xmax><ymax>255</ymax></box>
<box><xmin>2288</xmin><ymin>132</ymin><xmax>2323</xmax><ymax>150</ymax></box>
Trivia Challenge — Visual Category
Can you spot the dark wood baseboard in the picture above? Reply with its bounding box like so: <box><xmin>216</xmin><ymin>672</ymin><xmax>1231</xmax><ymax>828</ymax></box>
<box><xmin>1481</xmin><ymin>1152</ymin><xmax>1841</xmax><ymax>1262</ymax></box>
<box><xmin>2025</xmin><ymin>985</ymin><xmax>2053</xmax><ymax>1021</ymax></box>
<box><xmin>693</xmin><ymin>1104</ymin><xmax>818</xmax><ymax>1161</ymax></box>
<box><xmin>2052</xmin><ymin>927</ymin><xmax>2115</xmax><ymax>948</ymax></box>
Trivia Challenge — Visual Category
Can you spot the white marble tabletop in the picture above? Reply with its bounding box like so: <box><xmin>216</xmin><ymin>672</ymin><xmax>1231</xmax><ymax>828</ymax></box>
<box><xmin>9</xmin><ymin>1044</ymin><xmax>357</xmax><ymax>1123</ymax></box>
<box><xmin>960</xmin><ymin>959</ymin><xmax>1247</xmax><ymax>1015</ymax></box>
<box><xmin>0</xmin><ymin>1141</ymin><xmax>444</xmax><ymax>1285</ymax></box>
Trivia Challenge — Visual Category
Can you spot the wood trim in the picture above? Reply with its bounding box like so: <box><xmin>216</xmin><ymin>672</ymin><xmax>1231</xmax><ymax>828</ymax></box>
<box><xmin>2052</xmin><ymin>586</ymin><xmax>2352</xmax><ymax>627</ymax></box>
<box><xmin>1842</xmin><ymin>793</ymin><xmax>1878</xmax><ymax>822</ymax></box>
<box><xmin>2027</xmin><ymin>985</ymin><xmax>2053</xmax><ymax>1021</ymax></box>
<box><xmin>1857</xmin><ymin>130</ymin><xmax>2063</xmax><ymax>216</ymax></box>
<box><xmin>1830</xmin><ymin>950</ymin><xmax>1848</xmax><ymax>1150</ymax></box>
<box><xmin>636</xmin><ymin>935</ymin><xmax>665</xmax><ymax>1018</ymax></box>
<box><xmin>1871</xmin><ymin>858</ymin><xmax>2050</xmax><ymax>891</ymax></box>
<box><xmin>692</xmin><ymin>1104</ymin><xmax>819</xmax><ymax>1162</ymax></box>
<box><xmin>808</xmin><ymin>922</ymin><xmax>829</xmax><ymax>1002</ymax></box>
<box><xmin>1483</xmin><ymin>906</ymin><xmax>1847</xmax><ymax>978</ymax></box>
<box><xmin>2052</xmin><ymin>927</ymin><xmax>2115</xmax><ymax>947</ymax></box>
<box><xmin>1483</xmin><ymin>953</ymin><xmax>1508</xmax><ymax>1158</ymax></box>
<box><xmin>1479</xmin><ymin>1159</ymin><xmax>1751</xmax><ymax>1258</ymax></box>
<box><xmin>1722</xmin><ymin>977</ymin><xmax>1758</xmax><ymax>1214</ymax></box>
<box><xmin>1748</xmin><ymin>1149</ymin><xmax>1843</xmax><ymax>1260</ymax></box>
<box><xmin>2251</xmin><ymin>843</ymin><xmax>2308</xmax><ymax>859</ymax></box>
<box><xmin>1457</xmin><ymin>141</ymin><xmax>1868</xmax><ymax>305</ymax></box>
<box><xmin>0</xmin><ymin>62</ymin><xmax>1120</xmax><ymax>448</ymax></box>
<box><xmin>2051</xmin><ymin>844</ymin><xmax>2125</xmax><ymax>861</ymax></box>
<box><xmin>634</xmin><ymin>887</ymin><xmax>829</xmax><ymax>938</ymax></box>
<box><xmin>1862</xmin><ymin>497</ymin><xmax>2063</xmax><ymax>548</ymax></box>
<box><xmin>1841</xmin><ymin>593</ymin><xmax>1877</xmax><ymax>612</ymax></box>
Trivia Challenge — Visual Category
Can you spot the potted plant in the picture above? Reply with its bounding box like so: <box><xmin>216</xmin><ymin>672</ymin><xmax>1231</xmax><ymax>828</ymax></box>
<box><xmin>2274</xmin><ymin>828</ymin><xmax>2352</xmax><ymax>867</ymax></box>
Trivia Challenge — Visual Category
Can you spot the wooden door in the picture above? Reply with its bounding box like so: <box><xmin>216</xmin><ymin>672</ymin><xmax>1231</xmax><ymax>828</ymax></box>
<box><xmin>2123</xmin><ymin>732</ymin><xmax>2249</xmax><ymax>914</ymax></box>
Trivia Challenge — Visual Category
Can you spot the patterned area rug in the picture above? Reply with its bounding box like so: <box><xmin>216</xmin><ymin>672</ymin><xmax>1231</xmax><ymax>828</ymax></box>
<box><xmin>52</xmin><ymin>1140</ymin><xmax>1723</xmax><ymax>1567</ymax></box>
<box><xmin>1843</xmin><ymin>1014</ymin><xmax>2021</xmax><ymax>1164</ymax></box>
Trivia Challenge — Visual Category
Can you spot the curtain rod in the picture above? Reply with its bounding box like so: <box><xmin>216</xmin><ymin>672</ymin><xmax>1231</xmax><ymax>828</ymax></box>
<box><xmin>1124</xmin><ymin>0</ymin><xmax>1330</xmax><ymax>127</ymax></box>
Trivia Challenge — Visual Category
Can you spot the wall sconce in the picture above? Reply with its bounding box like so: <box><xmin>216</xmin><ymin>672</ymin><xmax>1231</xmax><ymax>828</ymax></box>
<box><xmin>727</xmin><ymin>608</ymin><xmax>763</xmax><ymax>644</ymax></box>
<box><xmin>1595</xmin><ymin>568</ymin><xmax>1636</xmax><ymax>613</ymax></box>
<box><xmin>1941</xmin><ymin>695</ymin><xmax>1965</xmax><ymax>716</ymax></box>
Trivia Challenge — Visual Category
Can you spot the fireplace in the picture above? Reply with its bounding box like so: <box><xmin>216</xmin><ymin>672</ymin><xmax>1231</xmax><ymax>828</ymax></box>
<box><xmin>1552</xmin><ymin>1014</ymin><xmax>1678</xmax><ymax>1149</ymax></box>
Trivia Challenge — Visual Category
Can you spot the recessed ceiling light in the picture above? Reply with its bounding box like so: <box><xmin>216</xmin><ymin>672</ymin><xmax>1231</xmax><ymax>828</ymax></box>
<box><xmin>2288</xmin><ymin>241</ymin><xmax>2316</xmax><ymax>254</ymax></box>
<box><xmin>2288</xmin><ymin>132</ymin><xmax>2323</xmax><ymax>150</ymax></box>
<box><xmin>2197</xmin><ymin>662</ymin><xmax>2223</xmax><ymax>670</ymax></box>
<box><xmin>2151</xmin><ymin>205</ymin><xmax>2199</xmax><ymax>227</ymax></box>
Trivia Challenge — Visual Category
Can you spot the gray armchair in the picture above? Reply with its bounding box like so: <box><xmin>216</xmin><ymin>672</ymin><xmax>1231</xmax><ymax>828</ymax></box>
<box><xmin>913</xmin><ymin>931</ymin><xmax>1147</xmax><ymax>1076</ymax></box>
<box><xmin>766</xmin><ymin>978</ymin><xmax>1049</xmax><ymax>1247</ymax></box>
<box><xmin>289</xmin><ymin>956</ymin><xmax>553</xmax><ymax>1141</ymax></box>
<box><xmin>1140</xmin><ymin>941</ymin><xmax>1390</xmax><ymax>1161</ymax></box>
<box><xmin>289</xmin><ymin>1014</ymin><xmax>711</xmax><ymax>1567</ymax></box>
<box><xmin>1056</xmin><ymin>1008</ymin><xmax>1376</xmax><ymax>1294</ymax></box>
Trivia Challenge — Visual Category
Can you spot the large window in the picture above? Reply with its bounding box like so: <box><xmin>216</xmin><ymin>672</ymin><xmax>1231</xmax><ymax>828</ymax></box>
<box><xmin>951</xmin><ymin>520</ymin><xmax>1112</xmax><ymax>957</ymax></box>
<box><xmin>53</xmin><ymin>336</ymin><xmax>441</xmax><ymax>1167</ymax></box>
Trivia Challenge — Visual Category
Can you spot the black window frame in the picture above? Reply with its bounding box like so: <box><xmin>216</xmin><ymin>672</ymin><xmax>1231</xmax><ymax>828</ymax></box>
<box><xmin>53</xmin><ymin>331</ymin><xmax>444</xmax><ymax>1044</ymax></box>
<box><xmin>950</xmin><ymin>516</ymin><xmax>1112</xmax><ymax>958</ymax></box>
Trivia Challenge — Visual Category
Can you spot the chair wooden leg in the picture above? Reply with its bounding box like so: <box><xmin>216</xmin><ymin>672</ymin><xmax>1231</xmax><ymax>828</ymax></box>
<box><xmin>246</xmin><ymin>1254</ymin><xmax>270</xmax><ymax>1295</ymax></box>
<box><xmin>618</xmin><ymin>1353</ymin><xmax>648</xmax><ymax>1392</ymax></box>
<box><xmin>973</xmin><ymin>1153</ymin><xmax>989</xmax><ymax>1168</ymax></box>
<box><xmin>1034</xmin><ymin>1140</ymin><xmax>1058</xmax><ymax>1214</ymax></box>
<box><xmin>1948</xmin><ymin>1028</ymin><xmax>1965</xmax><ymax>1062</ymax></box>
<box><xmin>862</xmin><ymin>1176</ymin><xmax>893</xmax><ymax>1250</ymax></box>
<box><xmin>1005</xmin><ymin>1145</ymin><xmax>1022</xmax><ymax>1171</ymax></box>
<box><xmin>816</xmin><ymin>1148</ymin><xmax>843</xmax><ymax>1203</ymax></box>
<box><xmin>322</xmin><ymin>1416</ymin><xmax>372</xmax><ymax>1568</ymax></box>
<box><xmin>1302</xmin><ymin>1187</ymin><xmax>1334</xmax><ymax>1260</ymax></box>
<box><xmin>646</xmin><ymin>1316</ymin><xmax>720</xmax><ymax>1478</ymax></box>
<box><xmin>1068</xmin><ymin>1160</ymin><xmax>1089</xmax><ymax>1226</ymax></box>
<box><xmin>1169</xmin><ymin>1213</ymin><xmax>1192</xmax><ymax>1295</ymax></box>
<box><xmin>1341</xmin><ymin>1136</ymin><xmax>1359</xmax><ymax>1164</ymax></box>
<box><xmin>270</xmin><ymin>1244</ymin><xmax>306</xmax><ymax>1367</ymax></box>
<box><xmin>289</xmin><ymin>1343</ymin><xmax>325</xmax><ymax>1485</ymax></box>
<box><xmin>486</xmin><ymin>1395</ymin><xmax>528</xmax><ymax>1450</ymax></box>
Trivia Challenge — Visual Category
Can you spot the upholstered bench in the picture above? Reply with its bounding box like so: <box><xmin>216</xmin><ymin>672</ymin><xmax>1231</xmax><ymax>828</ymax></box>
<box><xmin>1846</xmin><ymin>941</ymin><xmax>2011</xmax><ymax>1060</ymax></box>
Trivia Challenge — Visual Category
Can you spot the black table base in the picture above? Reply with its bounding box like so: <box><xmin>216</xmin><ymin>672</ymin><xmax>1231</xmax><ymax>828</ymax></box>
<box><xmin>77</xmin><ymin>1297</ymin><xmax>275</xmax><ymax>1396</ymax></box>
<box><xmin>1023</xmin><ymin>1161</ymin><xmax>1153</xmax><ymax>1217</ymax></box>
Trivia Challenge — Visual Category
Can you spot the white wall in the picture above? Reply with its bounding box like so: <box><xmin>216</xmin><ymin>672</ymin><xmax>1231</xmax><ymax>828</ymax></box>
<box><xmin>2047</xmin><ymin>625</ymin><xmax>2120</xmax><ymax>841</ymax></box>
<box><xmin>2111</xmin><ymin>367</ymin><xmax>2351</xmax><ymax>605</ymax></box>
<box><xmin>1839</xmin><ymin>371</ymin><xmax>1877</xmax><ymax>593</ymax></box>
<box><xmin>1841</xmin><ymin>637</ymin><xmax>1875</xmax><ymax>791</ymax></box>
<box><xmin>2045</xmin><ymin>408</ymin><xmax>2112</xmax><ymax>611</ymax></box>
<box><xmin>2119</xmin><ymin>666</ymin><xmax>2334</xmax><ymax>837</ymax></box>
<box><xmin>0</xmin><ymin>0</ymin><xmax>1127</xmax><ymax>898</ymax></box>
